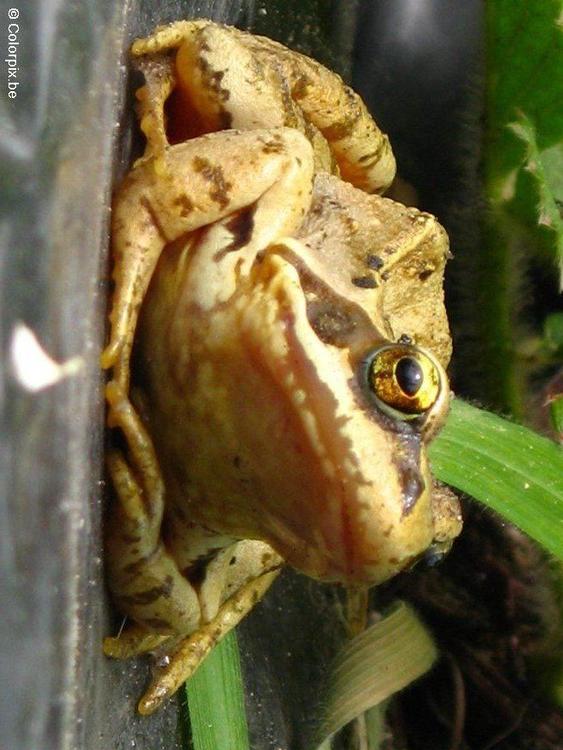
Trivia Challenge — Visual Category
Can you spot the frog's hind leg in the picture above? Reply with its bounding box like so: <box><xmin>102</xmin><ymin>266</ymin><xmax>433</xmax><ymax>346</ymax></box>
<box><xmin>104</xmin><ymin>382</ymin><xmax>202</xmax><ymax>637</ymax></box>
<box><xmin>137</xmin><ymin>567</ymin><xmax>281</xmax><ymax>715</ymax></box>
<box><xmin>133</xmin><ymin>54</ymin><xmax>176</xmax><ymax>158</ymax></box>
<box><xmin>151</xmin><ymin>21</ymin><xmax>396</xmax><ymax>193</ymax></box>
<box><xmin>256</xmin><ymin>37</ymin><xmax>397</xmax><ymax>194</ymax></box>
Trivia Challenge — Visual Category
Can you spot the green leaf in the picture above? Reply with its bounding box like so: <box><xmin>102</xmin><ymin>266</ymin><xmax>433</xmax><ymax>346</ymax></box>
<box><xmin>430</xmin><ymin>399</ymin><xmax>563</xmax><ymax>559</ymax></box>
<box><xmin>486</xmin><ymin>0</ymin><xmax>563</xmax><ymax>193</ymax></box>
<box><xmin>551</xmin><ymin>396</ymin><xmax>563</xmax><ymax>438</ymax></box>
<box><xmin>544</xmin><ymin>312</ymin><xmax>563</xmax><ymax>352</ymax></box>
<box><xmin>315</xmin><ymin>602</ymin><xmax>437</xmax><ymax>749</ymax></box>
<box><xmin>508</xmin><ymin>115</ymin><xmax>563</xmax><ymax>286</ymax></box>
<box><xmin>473</xmin><ymin>1</ymin><xmax>563</xmax><ymax>412</ymax></box>
<box><xmin>185</xmin><ymin>631</ymin><xmax>250</xmax><ymax>750</ymax></box>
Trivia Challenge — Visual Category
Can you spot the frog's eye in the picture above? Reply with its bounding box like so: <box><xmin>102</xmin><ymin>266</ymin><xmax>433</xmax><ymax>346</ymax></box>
<box><xmin>362</xmin><ymin>344</ymin><xmax>442</xmax><ymax>421</ymax></box>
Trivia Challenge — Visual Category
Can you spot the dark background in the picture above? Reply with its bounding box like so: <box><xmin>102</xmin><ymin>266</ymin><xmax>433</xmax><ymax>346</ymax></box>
<box><xmin>0</xmin><ymin>2</ymin><xmax>481</xmax><ymax>749</ymax></box>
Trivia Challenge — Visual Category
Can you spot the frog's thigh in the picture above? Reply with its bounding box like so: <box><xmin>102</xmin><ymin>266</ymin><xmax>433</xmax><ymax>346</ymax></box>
<box><xmin>138</xmin><ymin>568</ymin><xmax>282</xmax><ymax>715</ymax></box>
<box><xmin>130</xmin><ymin>20</ymin><xmax>209</xmax><ymax>57</ymax></box>
<box><xmin>274</xmin><ymin>47</ymin><xmax>396</xmax><ymax>193</ymax></box>
<box><xmin>175</xmin><ymin>23</ymin><xmax>395</xmax><ymax>193</ymax></box>
<box><xmin>173</xmin><ymin>23</ymin><xmax>289</xmax><ymax>132</ymax></box>
<box><xmin>103</xmin><ymin>127</ymin><xmax>313</xmax><ymax>391</ymax></box>
<box><xmin>197</xmin><ymin>540</ymin><xmax>283</xmax><ymax>622</ymax></box>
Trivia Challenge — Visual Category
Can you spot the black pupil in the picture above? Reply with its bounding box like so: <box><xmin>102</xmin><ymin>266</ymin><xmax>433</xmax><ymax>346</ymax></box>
<box><xmin>395</xmin><ymin>357</ymin><xmax>423</xmax><ymax>396</ymax></box>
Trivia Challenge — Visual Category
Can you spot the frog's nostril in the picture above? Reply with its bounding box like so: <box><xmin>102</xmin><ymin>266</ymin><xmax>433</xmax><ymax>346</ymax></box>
<box><xmin>424</xmin><ymin>545</ymin><xmax>447</xmax><ymax>567</ymax></box>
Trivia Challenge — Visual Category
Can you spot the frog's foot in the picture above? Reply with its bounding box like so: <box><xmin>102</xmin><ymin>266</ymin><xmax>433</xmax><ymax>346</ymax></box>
<box><xmin>103</xmin><ymin>623</ymin><xmax>171</xmax><ymax>659</ymax></box>
<box><xmin>137</xmin><ymin>568</ymin><xmax>281</xmax><ymax>715</ymax></box>
<box><xmin>131</xmin><ymin>21</ymin><xmax>396</xmax><ymax>193</ymax></box>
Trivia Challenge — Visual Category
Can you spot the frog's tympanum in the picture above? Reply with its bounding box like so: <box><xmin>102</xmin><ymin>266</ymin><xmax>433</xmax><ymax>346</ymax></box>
<box><xmin>102</xmin><ymin>20</ymin><xmax>462</xmax><ymax>714</ymax></box>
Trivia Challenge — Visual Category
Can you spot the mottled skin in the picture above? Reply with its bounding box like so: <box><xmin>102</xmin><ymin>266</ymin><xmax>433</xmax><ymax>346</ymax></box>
<box><xmin>102</xmin><ymin>21</ymin><xmax>462</xmax><ymax>714</ymax></box>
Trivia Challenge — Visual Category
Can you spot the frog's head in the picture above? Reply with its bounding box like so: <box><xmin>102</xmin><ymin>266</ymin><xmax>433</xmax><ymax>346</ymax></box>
<box><xmin>211</xmin><ymin>175</ymin><xmax>462</xmax><ymax>585</ymax></box>
<box><xmin>143</xmin><ymin>174</ymin><xmax>462</xmax><ymax>586</ymax></box>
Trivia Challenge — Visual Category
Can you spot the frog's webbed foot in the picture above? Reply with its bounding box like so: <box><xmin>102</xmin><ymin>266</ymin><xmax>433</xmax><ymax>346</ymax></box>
<box><xmin>137</xmin><ymin>567</ymin><xmax>281</xmax><ymax>715</ymax></box>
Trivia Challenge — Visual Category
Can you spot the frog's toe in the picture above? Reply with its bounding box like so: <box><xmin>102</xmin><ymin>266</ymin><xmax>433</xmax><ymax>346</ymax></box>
<box><xmin>103</xmin><ymin>625</ymin><xmax>170</xmax><ymax>659</ymax></box>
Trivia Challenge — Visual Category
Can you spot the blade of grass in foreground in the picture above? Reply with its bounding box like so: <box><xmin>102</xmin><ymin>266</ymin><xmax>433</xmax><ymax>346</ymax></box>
<box><xmin>430</xmin><ymin>399</ymin><xmax>563</xmax><ymax>559</ymax></box>
<box><xmin>185</xmin><ymin>630</ymin><xmax>250</xmax><ymax>750</ymax></box>
<box><xmin>315</xmin><ymin>602</ymin><xmax>437</xmax><ymax>749</ymax></box>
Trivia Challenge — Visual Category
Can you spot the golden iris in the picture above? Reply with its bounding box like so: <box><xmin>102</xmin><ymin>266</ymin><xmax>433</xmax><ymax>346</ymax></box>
<box><xmin>365</xmin><ymin>344</ymin><xmax>441</xmax><ymax>419</ymax></box>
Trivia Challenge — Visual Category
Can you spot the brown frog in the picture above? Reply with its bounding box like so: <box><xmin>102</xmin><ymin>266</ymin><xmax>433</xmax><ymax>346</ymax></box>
<box><xmin>101</xmin><ymin>20</ymin><xmax>462</xmax><ymax>714</ymax></box>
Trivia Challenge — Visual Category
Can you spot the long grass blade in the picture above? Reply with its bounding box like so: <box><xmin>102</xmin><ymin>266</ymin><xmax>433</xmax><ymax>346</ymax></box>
<box><xmin>185</xmin><ymin>631</ymin><xmax>250</xmax><ymax>750</ymax></box>
<box><xmin>430</xmin><ymin>399</ymin><xmax>563</xmax><ymax>558</ymax></box>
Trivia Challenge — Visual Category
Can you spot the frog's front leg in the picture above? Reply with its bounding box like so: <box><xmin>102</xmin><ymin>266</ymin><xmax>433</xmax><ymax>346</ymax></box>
<box><xmin>102</xmin><ymin>126</ymin><xmax>314</xmax><ymax>394</ymax></box>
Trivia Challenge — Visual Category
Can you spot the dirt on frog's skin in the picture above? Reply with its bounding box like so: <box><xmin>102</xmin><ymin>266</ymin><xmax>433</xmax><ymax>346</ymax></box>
<box><xmin>378</xmin><ymin>507</ymin><xmax>563</xmax><ymax>750</ymax></box>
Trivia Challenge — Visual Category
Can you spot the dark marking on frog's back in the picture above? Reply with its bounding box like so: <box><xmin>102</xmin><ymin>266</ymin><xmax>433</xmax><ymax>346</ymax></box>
<box><xmin>193</xmin><ymin>156</ymin><xmax>232</xmax><ymax>208</ymax></box>
<box><xmin>197</xmin><ymin>54</ymin><xmax>232</xmax><ymax>106</ymax></box>
<box><xmin>174</xmin><ymin>194</ymin><xmax>194</xmax><ymax>217</ymax></box>
<box><xmin>119</xmin><ymin>575</ymin><xmax>175</xmax><ymax>606</ymax></box>
<box><xmin>357</xmin><ymin>138</ymin><xmax>386</xmax><ymax>168</ymax></box>
<box><xmin>418</xmin><ymin>268</ymin><xmax>434</xmax><ymax>281</ymax></box>
<box><xmin>322</xmin><ymin>112</ymin><xmax>360</xmax><ymax>142</ymax></box>
<box><xmin>183</xmin><ymin>550</ymin><xmax>219</xmax><ymax>587</ymax></box>
<box><xmin>224</xmin><ymin>204</ymin><xmax>256</xmax><ymax>253</ymax></box>
<box><xmin>321</xmin><ymin>89</ymin><xmax>362</xmax><ymax>141</ymax></box>
<box><xmin>352</xmin><ymin>275</ymin><xmax>377</xmax><ymax>289</ymax></box>
<box><xmin>260</xmin><ymin>134</ymin><xmax>285</xmax><ymax>154</ymax></box>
